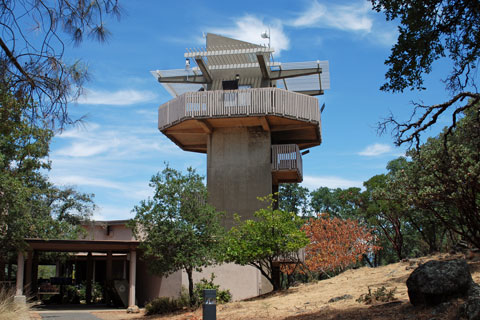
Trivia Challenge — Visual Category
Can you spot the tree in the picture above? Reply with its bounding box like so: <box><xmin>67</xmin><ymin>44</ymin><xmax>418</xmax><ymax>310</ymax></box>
<box><xmin>0</xmin><ymin>87</ymin><xmax>94</xmax><ymax>267</ymax></box>
<box><xmin>396</xmin><ymin>107</ymin><xmax>480</xmax><ymax>248</ymax></box>
<box><xmin>130</xmin><ymin>166</ymin><xmax>224</xmax><ymax>305</ymax></box>
<box><xmin>362</xmin><ymin>174</ymin><xmax>407</xmax><ymax>260</ymax></box>
<box><xmin>302</xmin><ymin>215</ymin><xmax>380</xmax><ymax>275</ymax></box>
<box><xmin>278</xmin><ymin>183</ymin><xmax>310</xmax><ymax>216</ymax></box>
<box><xmin>372</xmin><ymin>0</ymin><xmax>480</xmax><ymax>147</ymax></box>
<box><xmin>310</xmin><ymin>187</ymin><xmax>363</xmax><ymax>219</ymax></box>
<box><xmin>0</xmin><ymin>0</ymin><xmax>121</xmax><ymax>129</ymax></box>
<box><xmin>224</xmin><ymin>195</ymin><xmax>309</xmax><ymax>291</ymax></box>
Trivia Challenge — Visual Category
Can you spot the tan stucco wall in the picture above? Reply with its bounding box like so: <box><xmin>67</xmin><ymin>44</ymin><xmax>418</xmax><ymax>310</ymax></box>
<box><xmin>181</xmin><ymin>263</ymin><xmax>273</xmax><ymax>301</ymax></box>
<box><xmin>136</xmin><ymin>258</ymin><xmax>182</xmax><ymax>306</ymax></box>
<box><xmin>83</xmin><ymin>224</ymin><xmax>135</xmax><ymax>241</ymax></box>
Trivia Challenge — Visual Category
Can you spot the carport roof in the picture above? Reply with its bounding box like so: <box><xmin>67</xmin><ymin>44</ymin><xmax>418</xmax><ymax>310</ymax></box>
<box><xmin>25</xmin><ymin>238</ymin><xmax>140</xmax><ymax>252</ymax></box>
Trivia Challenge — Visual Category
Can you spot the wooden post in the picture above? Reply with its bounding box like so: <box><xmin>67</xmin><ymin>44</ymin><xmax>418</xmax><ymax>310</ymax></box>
<box><xmin>86</xmin><ymin>252</ymin><xmax>93</xmax><ymax>304</ymax></box>
<box><xmin>32</xmin><ymin>251</ymin><xmax>39</xmax><ymax>295</ymax></box>
<box><xmin>128</xmin><ymin>250</ymin><xmax>137</xmax><ymax>308</ymax></box>
<box><xmin>15</xmin><ymin>252</ymin><xmax>24</xmax><ymax>296</ymax></box>
<box><xmin>106</xmin><ymin>251</ymin><xmax>112</xmax><ymax>305</ymax></box>
<box><xmin>25</xmin><ymin>251</ymin><xmax>33</xmax><ymax>295</ymax></box>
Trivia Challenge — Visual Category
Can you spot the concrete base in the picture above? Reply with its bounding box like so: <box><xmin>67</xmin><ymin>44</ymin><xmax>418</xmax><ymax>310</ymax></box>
<box><xmin>14</xmin><ymin>295</ymin><xmax>26</xmax><ymax>304</ymax></box>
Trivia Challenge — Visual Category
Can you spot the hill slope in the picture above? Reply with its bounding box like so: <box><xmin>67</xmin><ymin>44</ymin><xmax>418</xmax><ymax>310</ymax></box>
<box><xmin>96</xmin><ymin>253</ymin><xmax>480</xmax><ymax>320</ymax></box>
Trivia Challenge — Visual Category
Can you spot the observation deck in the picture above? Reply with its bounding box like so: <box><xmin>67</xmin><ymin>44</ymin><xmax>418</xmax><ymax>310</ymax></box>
<box><xmin>158</xmin><ymin>87</ymin><xmax>321</xmax><ymax>154</ymax></box>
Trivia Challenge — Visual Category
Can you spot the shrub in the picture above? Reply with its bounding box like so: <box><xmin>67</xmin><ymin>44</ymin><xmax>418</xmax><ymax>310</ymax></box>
<box><xmin>145</xmin><ymin>296</ymin><xmax>186</xmax><ymax>315</ymax></box>
<box><xmin>192</xmin><ymin>273</ymin><xmax>232</xmax><ymax>307</ymax></box>
<box><xmin>356</xmin><ymin>286</ymin><xmax>397</xmax><ymax>304</ymax></box>
<box><xmin>0</xmin><ymin>287</ymin><xmax>31</xmax><ymax>320</ymax></box>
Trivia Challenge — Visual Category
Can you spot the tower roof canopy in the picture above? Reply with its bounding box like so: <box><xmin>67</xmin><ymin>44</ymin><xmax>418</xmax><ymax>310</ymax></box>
<box><xmin>151</xmin><ymin>33</ymin><xmax>330</xmax><ymax>97</ymax></box>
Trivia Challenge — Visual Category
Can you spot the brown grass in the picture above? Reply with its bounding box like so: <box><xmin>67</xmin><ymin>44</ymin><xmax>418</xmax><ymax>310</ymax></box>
<box><xmin>0</xmin><ymin>287</ymin><xmax>32</xmax><ymax>320</ymax></box>
<box><xmin>95</xmin><ymin>252</ymin><xmax>480</xmax><ymax>320</ymax></box>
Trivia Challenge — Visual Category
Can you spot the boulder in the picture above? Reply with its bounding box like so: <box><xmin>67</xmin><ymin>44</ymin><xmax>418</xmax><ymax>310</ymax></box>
<box><xmin>460</xmin><ymin>284</ymin><xmax>480</xmax><ymax>320</ymax></box>
<box><xmin>406</xmin><ymin>259</ymin><xmax>473</xmax><ymax>306</ymax></box>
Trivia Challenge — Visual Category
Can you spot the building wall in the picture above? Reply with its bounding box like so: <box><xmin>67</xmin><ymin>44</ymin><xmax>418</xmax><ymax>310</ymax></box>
<box><xmin>83</xmin><ymin>223</ymin><xmax>134</xmax><ymax>241</ymax></box>
<box><xmin>181</xmin><ymin>263</ymin><xmax>273</xmax><ymax>301</ymax></box>
<box><xmin>207</xmin><ymin>126</ymin><xmax>272</xmax><ymax>227</ymax></box>
<box><xmin>136</xmin><ymin>258</ymin><xmax>182</xmax><ymax>306</ymax></box>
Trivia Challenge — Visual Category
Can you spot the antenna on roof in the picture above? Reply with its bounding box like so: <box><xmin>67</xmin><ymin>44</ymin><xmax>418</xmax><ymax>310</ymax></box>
<box><xmin>260</xmin><ymin>27</ymin><xmax>271</xmax><ymax>48</ymax></box>
<box><xmin>320</xmin><ymin>103</ymin><xmax>326</xmax><ymax>113</ymax></box>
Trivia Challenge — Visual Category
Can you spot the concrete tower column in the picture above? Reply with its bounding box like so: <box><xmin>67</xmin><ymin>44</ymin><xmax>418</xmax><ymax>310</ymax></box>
<box><xmin>207</xmin><ymin>127</ymin><xmax>272</xmax><ymax>227</ymax></box>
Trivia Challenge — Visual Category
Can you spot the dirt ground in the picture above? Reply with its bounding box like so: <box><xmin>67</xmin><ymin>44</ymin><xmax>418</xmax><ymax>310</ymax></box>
<box><xmin>90</xmin><ymin>253</ymin><xmax>480</xmax><ymax>320</ymax></box>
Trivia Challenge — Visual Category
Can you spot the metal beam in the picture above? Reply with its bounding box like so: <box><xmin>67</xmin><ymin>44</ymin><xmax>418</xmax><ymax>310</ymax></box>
<box><xmin>194</xmin><ymin>56</ymin><xmax>213</xmax><ymax>83</ymax></box>
<box><xmin>270</xmin><ymin>67</ymin><xmax>322</xmax><ymax>80</ymax></box>
<box><xmin>256</xmin><ymin>54</ymin><xmax>270</xmax><ymax>79</ymax></box>
<box><xmin>293</xmin><ymin>89</ymin><xmax>325</xmax><ymax>96</ymax></box>
<box><xmin>156</xmin><ymin>75</ymin><xmax>209</xmax><ymax>84</ymax></box>
<box><xmin>185</xmin><ymin>47</ymin><xmax>274</xmax><ymax>58</ymax></box>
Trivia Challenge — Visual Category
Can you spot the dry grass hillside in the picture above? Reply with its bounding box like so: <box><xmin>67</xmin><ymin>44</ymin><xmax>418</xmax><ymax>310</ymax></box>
<box><xmin>93</xmin><ymin>253</ymin><xmax>480</xmax><ymax>320</ymax></box>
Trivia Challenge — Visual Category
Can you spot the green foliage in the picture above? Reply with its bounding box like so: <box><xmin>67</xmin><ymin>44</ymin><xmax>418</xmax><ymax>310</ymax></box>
<box><xmin>224</xmin><ymin>195</ymin><xmax>309</xmax><ymax>290</ymax></box>
<box><xmin>310</xmin><ymin>187</ymin><xmax>362</xmax><ymax>219</ymax></box>
<box><xmin>37</xmin><ymin>265</ymin><xmax>56</xmax><ymax>279</ymax></box>
<box><xmin>279</xmin><ymin>184</ymin><xmax>310</xmax><ymax>216</ymax></box>
<box><xmin>192</xmin><ymin>273</ymin><xmax>232</xmax><ymax>307</ymax></box>
<box><xmin>145</xmin><ymin>296</ymin><xmax>187</xmax><ymax>315</ymax></box>
<box><xmin>397</xmin><ymin>108</ymin><xmax>480</xmax><ymax>249</ymax></box>
<box><xmin>356</xmin><ymin>286</ymin><xmax>397</xmax><ymax>304</ymax></box>
<box><xmin>0</xmin><ymin>87</ymin><xmax>94</xmax><ymax>261</ymax></box>
<box><xmin>130</xmin><ymin>165</ymin><xmax>225</xmax><ymax>305</ymax></box>
<box><xmin>371</xmin><ymin>0</ymin><xmax>479</xmax><ymax>93</ymax></box>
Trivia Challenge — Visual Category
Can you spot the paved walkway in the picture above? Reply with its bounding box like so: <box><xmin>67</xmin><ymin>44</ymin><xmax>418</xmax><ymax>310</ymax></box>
<box><xmin>38</xmin><ymin>312</ymin><xmax>101</xmax><ymax>320</ymax></box>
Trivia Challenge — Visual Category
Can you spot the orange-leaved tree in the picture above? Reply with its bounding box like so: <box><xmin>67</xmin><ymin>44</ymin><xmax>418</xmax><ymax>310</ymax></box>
<box><xmin>301</xmin><ymin>214</ymin><xmax>381</xmax><ymax>275</ymax></box>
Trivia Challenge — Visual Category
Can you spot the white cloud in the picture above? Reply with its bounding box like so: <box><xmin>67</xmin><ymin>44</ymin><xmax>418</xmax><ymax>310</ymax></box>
<box><xmin>76</xmin><ymin>88</ymin><xmax>157</xmax><ymax>106</ymax></box>
<box><xmin>51</xmin><ymin>175</ymin><xmax>124</xmax><ymax>190</ymax></box>
<box><xmin>211</xmin><ymin>15</ymin><xmax>289</xmax><ymax>55</ymax></box>
<box><xmin>291</xmin><ymin>1</ymin><xmax>373</xmax><ymax>33</ymax></box>
<box><xmin>92</xmin><ymin>205</ymin><xmax>136</xmax><ymax>221</ymax></box>
<box><xmin>302</xmin><ymin>175</ymin><xmax>363</xmax><ymax>190</ymax></box>
<box><xmin>358</xmin><ymin>143</ymin><xmax>393</xmax><ymax>156</ymax></box>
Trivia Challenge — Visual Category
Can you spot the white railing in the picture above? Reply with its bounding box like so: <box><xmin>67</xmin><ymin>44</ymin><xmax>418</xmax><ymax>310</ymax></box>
<box><xmin>158</xmin><ymin>87</ymin><xmax>320</xmax><ymax>130</ymax></box>
<box><xmin>271</xmin><ymin>144</ymin><xmax>303</xmax><ymax>180</ymax></box>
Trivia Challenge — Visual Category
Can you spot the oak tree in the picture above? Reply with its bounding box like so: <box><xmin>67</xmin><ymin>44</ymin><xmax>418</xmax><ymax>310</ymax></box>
<box><xmin>372</xmin><ymin>0</ymin><xmax>480</xmax><ymax>147</ymax></box>
<box><xmin>130</xmin><ymin>166</ymin><xmax>224</xmax><ymax>305</ymax></box>
<box><xmin>224</xmin><ymin>195</ymin><xmax>309</xmax><ymax>291</ymax></box>
<box><xmin>302</xmin><ymin>215</ymin><xmax>380</xmax><ymax>274</ymax></box>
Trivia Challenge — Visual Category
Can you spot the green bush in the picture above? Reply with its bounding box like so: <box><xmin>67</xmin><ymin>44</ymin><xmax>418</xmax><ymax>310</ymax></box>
<box><xmin>145</xmin><ymin>296</ymin><xmax>186</xmax><ymax>315</ymax></box>
<box><xmin>192</xmin><ymin>273</ymin><xmax>232</xmax><ymax>307</ymax></box>
<box><xmin>356</xmin><ymin>286</ymin><xmax>397</xmax><ymax>304</ymax></box>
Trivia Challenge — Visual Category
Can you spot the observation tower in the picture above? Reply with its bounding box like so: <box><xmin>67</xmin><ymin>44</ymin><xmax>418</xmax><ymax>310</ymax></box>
<box><xmin>152</xmin><ymin>33</ymin><xmax>330</xmax><ymax>226</ymax></box>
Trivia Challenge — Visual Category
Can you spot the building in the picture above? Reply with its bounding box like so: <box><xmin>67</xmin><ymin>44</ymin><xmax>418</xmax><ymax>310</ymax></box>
<box><xmin>12</xmin><ymin>33</ymin><xmax>330</xmax><ymax>307</ymax></box>
<box><xmin>151</xmin><ymin>33</ymin><xmax>330</xmax><ymax>298</ymax></box>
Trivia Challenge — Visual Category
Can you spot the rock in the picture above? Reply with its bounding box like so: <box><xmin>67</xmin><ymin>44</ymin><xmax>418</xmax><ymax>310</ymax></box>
<box><xmin>328</xmin><ymin>294</ymin><xmax>353</xmax><ymax>303</ymax></box>
<box><xmin>461</xmin><ymin>284</ymin><xmax>480</xmax><ymax>320</ymax></box>
<box><xmin>127</xmin><ymin>305</ymin><xmax>140</xmax><ymax>313</ymax></box>
<box><xmin>406</xmin><ymin>259</ymin><xmax>473</xmax><ymax>306</ymax></box>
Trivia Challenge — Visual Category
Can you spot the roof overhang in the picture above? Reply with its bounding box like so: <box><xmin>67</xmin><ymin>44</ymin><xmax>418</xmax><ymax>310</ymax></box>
<box><xmin>25</xmin><ymin>239</ymin><xmax>140</xmax><ymax>252</ymax></box>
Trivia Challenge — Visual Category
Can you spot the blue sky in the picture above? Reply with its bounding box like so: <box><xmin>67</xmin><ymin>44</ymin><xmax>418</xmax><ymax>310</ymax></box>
<box><xmin>47</xmin><ymin>0</ymin><xmax>454</xmax><ymax>220</ymax></box>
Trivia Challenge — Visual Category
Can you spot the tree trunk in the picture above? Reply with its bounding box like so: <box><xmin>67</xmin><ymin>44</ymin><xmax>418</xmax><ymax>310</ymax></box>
<box><xmin>186</xmin><ymin>267</ymin><xmax>194</xmax><ymax>306</ymax></box>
